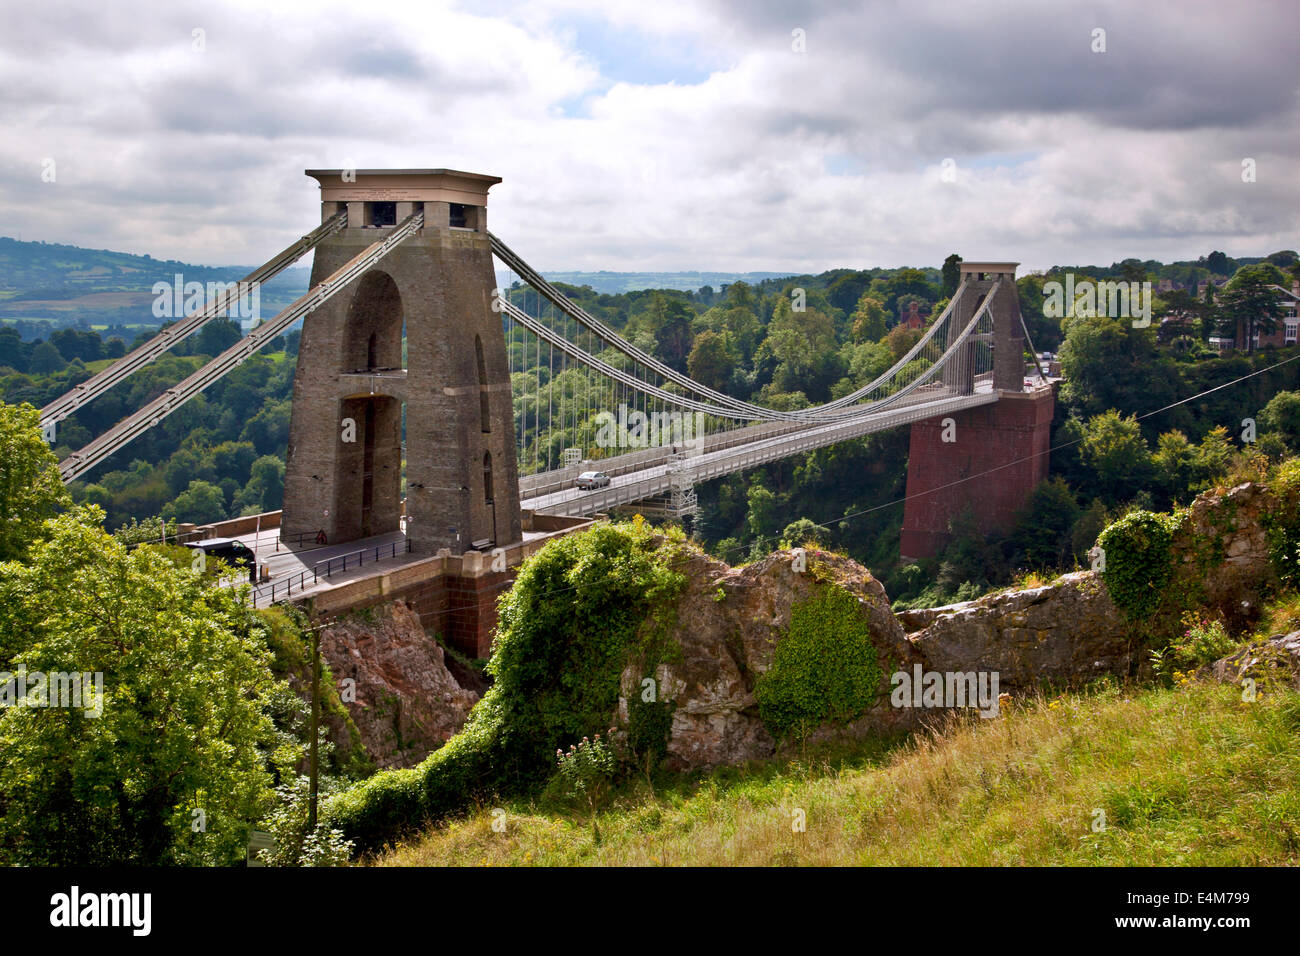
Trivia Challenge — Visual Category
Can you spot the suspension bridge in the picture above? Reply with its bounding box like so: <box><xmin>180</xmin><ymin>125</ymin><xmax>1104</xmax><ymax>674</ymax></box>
<box><xmin>38</xmin><ymin>169</ymin><xmax>1056</xmax><ymax>638</ymax></box>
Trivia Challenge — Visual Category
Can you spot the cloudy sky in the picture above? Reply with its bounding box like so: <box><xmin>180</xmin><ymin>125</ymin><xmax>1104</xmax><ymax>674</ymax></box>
<box><xmin>1</xmin><ymin>0</ymin><xmax>1296</xmax><ymax>274</ymax></box>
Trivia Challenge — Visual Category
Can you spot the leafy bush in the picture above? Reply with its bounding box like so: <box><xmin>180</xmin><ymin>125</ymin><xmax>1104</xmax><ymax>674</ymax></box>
<box><xmin>554</xmin><ymin>734</ymin><xmax>618</xmax><ymax>817</ymax></box>
<box><xmin>1264</xmin><ymin>458</ymin><xmax>1300</xmax><ymax>587</ymax></box>
<box><xmin>0</xmin><ymin>508</ymin><xmax>294</xmax><ymax>865</ymax></box>
<box><xmin>0</xmin><ymin>401</ymin><xmax>71</xmax><ymax>562</ymax></box>
<box><xmin>1150</xmin><ymin>613</ymin><xmax>1239</xmax><ymax>684</ymax></box>
<box><xmin>326</xmin><ymin>521</ymin><xmax>688</xmax><ymax>853</ymax></box>
<box><xmin>111</xmin><ymin>514</ymin><xmax>179</xmax><ymax>548</ymax></box>
<box><xmin>627</xmin><ymin>695</ymin><xmax>676</xmax><ymax>779</ymax></box>
<box><xmin>257</xmin><ymin>778</ymin><xmax>354</xmax><ymax>867</ymax></box>
<box><xmin>1097</xmin><ymin>510</ymin><xmax>1182</xmax><ymax>620</ymax></box>
<box><xmin>755</xmin><ymin>582</ymin><xmax>886</xmax><ymax>741</ymax></box>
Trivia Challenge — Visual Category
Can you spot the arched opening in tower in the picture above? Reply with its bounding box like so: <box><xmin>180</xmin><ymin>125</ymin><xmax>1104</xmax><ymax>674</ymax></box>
<box><xmin>335</xmin><ymin>271</ymin><xmax>405</xmax><ymax>540</ymax></box>
<box><xmin>343</xmin><ymin>271</ymin><xmax>404</xmax><ymax>372</ymax></box>
<box><xmin>338</xmin><ymin>394</ymin><xmax>401</xmax><ymax>540</ymax></box>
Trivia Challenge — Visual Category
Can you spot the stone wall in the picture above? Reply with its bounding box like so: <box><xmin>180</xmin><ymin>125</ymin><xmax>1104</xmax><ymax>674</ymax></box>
<box><xmin>304</xmin><ymin>518</ymin><xmax>597</xmax><ymax>658</ymax></box>
<box><xmin>900</xmin><ymin>386</ymin><xmax>1054</xmax><ymax>560</ymax></box>
<box><xmin>283</xmin><ymin>224</ymin><xmax>522</xmax><ymax>554</ymax></box>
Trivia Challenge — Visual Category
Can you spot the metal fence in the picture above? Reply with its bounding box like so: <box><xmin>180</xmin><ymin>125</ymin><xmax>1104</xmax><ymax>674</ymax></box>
<box><xmin>312</xmin><ymin>539</ymin><xmax>412</xmax><ymax>578</ymax></box>
<box><xmin>247</xmin><ymin>539</ymin><xmax>413</xmax><ymax>608</ymax></box>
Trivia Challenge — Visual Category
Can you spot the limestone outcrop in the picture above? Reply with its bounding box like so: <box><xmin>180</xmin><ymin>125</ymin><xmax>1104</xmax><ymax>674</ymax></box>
<box><xmin>617</xmin><ymin>549</ymin><xmax>925</xmax><ymax>770</ymax></box>
<box><xmin>611</xmin><ymin>483</ymin><xmax>1288</xmax><ymax>769</ymax></box>
<box><xmin>320</xmin><ymin>481</ymin><xmax>1290</xmax><ymax>773</ymax></box>
<box><xmin>622</xmin><ymin>552</ymin><xmax>1144</xmax><ymax>771</ymax></box>
<box><xmin>1169</xmin><ymin>481</ymin><xmax>1279</xmax><ymax>631</ymax></box>
<box><xmin>320</xmin><ymin>600</ymin><xmax>479</xmax><ymax>770</ymax></box>
<box><xmin>899</xmin><ymin>571</ymin><xmax>1139</xmax><ymax>688</ymax></box>
<box><xmin>1211</xmin><ymin>630</ymin><xmax>1300</xmax><ymax>692</ymax></box>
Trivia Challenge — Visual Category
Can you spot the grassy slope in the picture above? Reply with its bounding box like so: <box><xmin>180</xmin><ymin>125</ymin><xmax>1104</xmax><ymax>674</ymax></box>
<box><xmin>373</xmin><ymin>681</ymin><xmax>1300</xmax><ymax>866</ymax></box>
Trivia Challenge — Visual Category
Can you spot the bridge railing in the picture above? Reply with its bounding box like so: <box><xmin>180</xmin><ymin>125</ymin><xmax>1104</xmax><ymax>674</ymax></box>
<box><xmin>247</xmin><ymin>539</ymin><xmax>414</xmax><ymax>608</ymax></box>
<box><xmin>248</xmin><ymin>567</ymin><xmax>319</xmax><ymax>608</ymax></box>
<box><xmin>312</xmin><ymin>539</ymin><xmax>412</xmax><ymax>578</ymax></box>
<box><xmin>278</xmin><ymin>530</ymin><xmax>319</xmax><ymax>549</ymax></box>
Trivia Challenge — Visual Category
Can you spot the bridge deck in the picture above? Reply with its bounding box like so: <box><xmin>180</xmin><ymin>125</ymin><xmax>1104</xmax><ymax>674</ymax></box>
<box><xmin>226</xmin><ymin>522</ymin><xmax>557</xmax><ymax>607</ymax></box>
<box><xmin>521</xmin><ymin>385</ymin><xmax>1000</xmax><ymax>517</ymax></box>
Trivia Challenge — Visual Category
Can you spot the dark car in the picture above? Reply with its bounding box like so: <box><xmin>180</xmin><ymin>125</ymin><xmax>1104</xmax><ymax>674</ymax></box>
<box><xmin>185</xmin><ymin>537</ymin><xmax>257</xmax><ymax>582</ymax></box>
<box><xmin>575</xmin><ymin>470</ymin><xmax>611</xmax><ymax>490</ymax></box>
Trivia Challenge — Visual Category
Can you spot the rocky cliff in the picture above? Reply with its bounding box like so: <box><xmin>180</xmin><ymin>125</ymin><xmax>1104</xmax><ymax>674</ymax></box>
<box><xmin>610</xmin><ymin>480</ymin><xmax>1286</xmax><ymax>769</ymax></box>
<box><xmin>319</xmin><ymin>481</ymin><xmax>1289</xmax><ymax>773</ymax></box>
<box><xmin>319</xmin><ymin>601</ymin><xmax>479</xmax><ymax>770</ymax></box>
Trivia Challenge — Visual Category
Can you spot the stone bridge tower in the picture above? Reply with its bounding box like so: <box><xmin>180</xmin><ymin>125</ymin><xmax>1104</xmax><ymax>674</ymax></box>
<box><xmin>900</xmin><ymin>261</ymin><xmax>1054</xmax><ymax>560</ymax></box>
<box><xmin>281</xmin><ymin>169</ymin><xmax>522</xmax><ymax>554</ymax></box>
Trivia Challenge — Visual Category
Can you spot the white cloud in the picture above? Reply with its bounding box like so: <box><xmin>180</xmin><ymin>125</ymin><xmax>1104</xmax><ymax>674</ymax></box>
<box><xmin>0</xmin><ymin>0</ymin><xmax>1295</xmax><ymax>273</ymax></box>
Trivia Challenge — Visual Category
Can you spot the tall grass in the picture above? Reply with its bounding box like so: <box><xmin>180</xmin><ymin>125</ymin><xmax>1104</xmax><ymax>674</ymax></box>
<box><xmin>373</xmin><ymin>681</ymin><xmax>1300</xmax><ymax>867</ymax></box>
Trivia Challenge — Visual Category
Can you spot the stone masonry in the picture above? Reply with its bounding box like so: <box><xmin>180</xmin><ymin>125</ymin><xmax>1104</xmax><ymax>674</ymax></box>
<box><xmin>282</xmin><ymin>170</ymin><xmax>522</xmax><ymax>554</ymax></box>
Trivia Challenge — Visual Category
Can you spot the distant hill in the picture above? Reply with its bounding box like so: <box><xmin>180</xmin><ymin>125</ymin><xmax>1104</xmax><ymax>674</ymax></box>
<box><xmin>0</xmin><ymin>236</ymin><xmax>794</xmax><ymax>334</ymax></box>
<box><xmin>516</xmin><ymin>270</ymin><xmax>798</xmax><ymax>295</ymax></box>
<box><xmin>0</xmin><ymin>236</ymin><xmax>310</xmax><ymax>335</ymax></box>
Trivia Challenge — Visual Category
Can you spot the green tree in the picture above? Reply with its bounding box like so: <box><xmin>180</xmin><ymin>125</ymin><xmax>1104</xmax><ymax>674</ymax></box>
<box><xmin>832</xmin><ymin>340</ymin><xmax>894</xmax><ymax>398</ymax></box>
<box><xmin>1215</xmin><ymin>267</ymin><xmax>1287</xmax><ymax>350</ymax></box>
<box><xmin>941</xmin><ymin>254</ymin><xmax>963</xmax><ymax>298</ymax></box>
<box><xmin>0</xmin><ymin>507</ymin><xmax>292</xmax><ymax>865</ymax></box>
<box><xmin>240</xmin><ymin>400</ymin><xmax>292</xmax><ymax>456</ymax></box>
<box><xmin>190</xmin><ymin>318</ymin><xmax>242</xmax><ymax>357</ymax></box>
<box><xmin>1258</xmin><ymin>390</ymin><xmax>1300</xmax><ymax>451</ymax></box>
<box><xmin>1201</xmin><ymin>280</ymin><xmax>1217</xmax><ymax>343</ymax></box>
<box><xmin>1152</xmin><ymin>429</ymin><xmax>1197</xmax><ymax>503</ymax></box>
<box><xmin>164</xmin><ymin>479</ymin><xmax>227</xmax><ymax>524</ymax></box>
<box><xmin>237</xmin><ymin>455</ymin><xmax>285</xmax><ymax>514</ymax></box>
<box><xmin>884</xmin><ymin>324</ymin><xmax>921</xmax><ymax>362</ymax></box>
<box><xmin>1080</xmin><ymin>410</ymin><xmax>1152</xmax><ymax>504</ymax></box>
<box><xmin>1192</xmin><ymin>425</ymin><xmax>1234</xmax><ymax>490</ymax></box>
<box><xmin>779</xmin><ymin>517</ymin><xmax>825</xmax><ymax>548</ymax></box>
<box><xmin>746</xmin><ymin>478</ymin><xmax>779</xmax><ymax>541</ymax></box>
<box><xmin>849</xmin><ymin>292</ymin><xmax>888</xmax><ymax>343</ymax></box>
<box><xmin>1204</xmin><ymin>251</ymin><xmax>1232</xmax><ymax>276</ymax></box>
<box><xmin>1057</xmin><ymin>313</ymin><xmax>1180</xmax><ymax>422</ymax></box>
<box><xmin>825</xmin><ymin>271</ymin><xmax>873</xmax><ymax>316</ymax></box>
<box><xmin>876</xmin><ymin>268</ymin><xmax>935</xmax><ymax>322</ymax></box>
<box><xmin>210</xmin><ymin>440</ymin><xmax>257</xmax><ymax>483</ymax></box>
<box><xmin>1071</xmin><ymin>498</ymin><xmax>1109</xmax><ymax>564</ymax></box>
<box><xmin>1119</xmin><ymin>260</ymin><xmax>1147</xmax><ymax>284</ymax></box>
<box><xmin>0</xmin><ymin>402</ymin><xmax>71</xmax><ymax>561</ymax></box>
<box><xmin>762</xmin><ymin>295</ymin><xmax>842</xmax><ymax>401</ymax></box>
<box><xmin>642</xmin><ymin>294</ymin><xmax>695</xmax><ymax>373</ymax></box>
<box><xmin>1011</xmin><ymin>477</ymin><xmax>1080</xmax><ymax>569</ymax></box>
<box><xmin>686</xmin><ymin>330</ymin><xmax>736</xmax><ymax>392</ymax></box>
<box><xmin>28</xmin><ymin>341</ymin><xmax>65</xmax><ymax>374</ymax></box>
